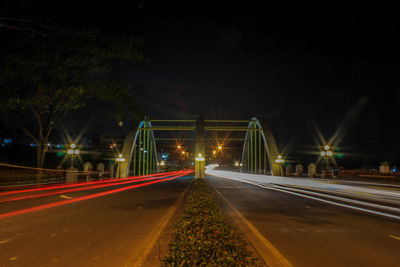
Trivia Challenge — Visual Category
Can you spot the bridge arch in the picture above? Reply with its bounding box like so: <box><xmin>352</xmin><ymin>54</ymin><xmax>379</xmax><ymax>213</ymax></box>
<box><xmin>119</xmin><ymin>119</ymin><xmax>159</xmax><ymax>178</ymax></box>
<box><xmin>241</xmin><ymin>117</ymin><xmax>282</xmax><ymax>176</ymax></box>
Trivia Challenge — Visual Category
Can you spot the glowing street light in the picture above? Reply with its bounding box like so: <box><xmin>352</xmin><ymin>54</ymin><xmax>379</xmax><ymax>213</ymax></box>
<box><xmin>68</xmin><ymin>144</ymin><xmax>80</xmax><ymax>155</ymax></box>
<box><xmin>321</xmin><ymin>145</ymin><xmax>333</xmax><ymax>157</ymax></box>
<box><xmin>218</xmin><ymin>145</ymin><xmax>222</xmax><ymax>150</ymax></box>
<box><xmin>116</xmin><ymin>154</ymin><xmax>125</xmax><ymax>162</ymax></box>
<box><xmin>177</xmin><ymin>145</ymin><xmax>181</xmax><ymax>149</ymax></box>
<box><xmin>275</xmin><ymin>155</ymin><xmax>285</xmax><ymax>163</ymax></box>
<box><xmin>196</xmin><ymin>153</ymin><xmax>205</xmax><ymax>161</ymax></box>
<box><xmin>234</xmin><ymin>161</ymin><xmax>240</xmax><ymax>167</ymax></box>
<box><xmin>68</xmin><ymin>143</ymin><xmax>80</xmax><ymax>168</ymax></box>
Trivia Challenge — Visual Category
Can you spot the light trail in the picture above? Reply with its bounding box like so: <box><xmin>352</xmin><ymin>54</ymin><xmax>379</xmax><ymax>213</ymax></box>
<box><xmin>205</xmin><ymin>165</ymin><xmax>400</xmax><ymax>199</ymax></box>
<box><xmin>206</xmin><ymin>165</ymin><xmax>400</xmax><ymax>220</ymax></box>
<box><xmin>0</xmin><ymin>170</ymin><xmax>184</xmax><ymax>196</ymax></box>
<box><xmin>0</xmin><ymin>171</ymin><xmax>186</xmax><ymax>203</ymax></box>
<box><xmin>0</xmin><ymin>171</ymin><xmax>192</xmax><ymax>220</ymax></box>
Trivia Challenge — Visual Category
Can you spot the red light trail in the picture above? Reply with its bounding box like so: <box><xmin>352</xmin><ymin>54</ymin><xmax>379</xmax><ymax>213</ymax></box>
<box><xmin>0</xmin><ymin>170</ymin><xmax>184</xmax><ymax>197</ymax></box>
<box><xmin>0</xmin><ymin>171</ymin><xmax>186</xmax><ymax>203</ymax></box>
<box><xmin>0</xmin><ymin>171</ymin><xmax>192</xmax><ymax>220</ymax></box>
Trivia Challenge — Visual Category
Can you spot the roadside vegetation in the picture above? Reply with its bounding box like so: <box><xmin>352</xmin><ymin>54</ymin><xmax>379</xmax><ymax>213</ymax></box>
<box><xmin>164</xmin><ymin>178</ymin><xmax>256</xmax><ymax>266</ymax></box>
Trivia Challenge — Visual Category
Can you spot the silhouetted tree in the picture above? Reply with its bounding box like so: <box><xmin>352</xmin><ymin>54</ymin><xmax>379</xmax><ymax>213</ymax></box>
<box><xmin>0</xmin><ymin>30</ymin><xmax>144</xmax><ymax>178</ymax></box>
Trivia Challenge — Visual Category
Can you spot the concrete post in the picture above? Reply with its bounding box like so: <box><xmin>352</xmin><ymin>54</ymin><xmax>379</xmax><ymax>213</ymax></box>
<box><xmin>96</xmin><ymin>163</ymin><xmax>105</xmax><ymax>179</ymax></box>
<box><xmin>295</xmin><ymin>164</ymin><xmax>304</xmax><ymax>176</ymax></box>
<box><xmin>285</xmin><ymin>165</ymin><xmax>293</xmax><ymax>176</ymax></box>
<box><xmin>308</xmin><ymin>163</ymin><xmax>317</xmax><ymax>178</ymax></box>
<box><xmin>66</xmin><ymin>167</ymin><xmax>78</xmax><ymax>183</ymax></box>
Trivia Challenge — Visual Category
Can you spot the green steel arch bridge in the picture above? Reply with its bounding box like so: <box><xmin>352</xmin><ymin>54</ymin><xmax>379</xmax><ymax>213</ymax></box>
<box><xmin>118</xmin><ymin>117</ymin><xmax>283</xmax><ymax>178</ymax></box>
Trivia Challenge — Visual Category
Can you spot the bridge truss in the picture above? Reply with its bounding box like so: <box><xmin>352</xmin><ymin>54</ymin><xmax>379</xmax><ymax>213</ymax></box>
<box><xmin>118</xmin><ymin>117</ymin><xmax>283</xmax><ymax>178</ymax></box>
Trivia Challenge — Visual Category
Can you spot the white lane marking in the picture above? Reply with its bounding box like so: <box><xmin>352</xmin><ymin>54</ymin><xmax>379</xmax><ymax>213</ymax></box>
<box><xmin>0</xmin><ymin>239</ymin><xmax>11</xmax><ymax>245</ymax></box>
<box><xmin>257</xmin><ymin>184</ymin><xmax>400</xmax><ymax>221</ymax></box>
<box><xmin>207</xmin><ymin>172</ymin><xmax>400</xmax><ymax>220</ymax></box>
<box><xmin>60</xmin><ymin>195</ymin><xmax>72</xmax><ymax>199</ymax></box>
<box><xmin>271</xmin><ymin>184</ymin><xmax>400</xmax><ymax>214</ymax></box>
<box><xmin>390</xmin><ymin>235</ymin><xmax>400</xmax><ymax>240</ymax></box>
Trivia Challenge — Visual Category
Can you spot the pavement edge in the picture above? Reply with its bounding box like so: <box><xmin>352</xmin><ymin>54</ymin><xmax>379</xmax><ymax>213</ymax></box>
<box><xmin>207</xmin><ymin>175</ymin><xmax>294</xmax><ymax>267</ymax></box>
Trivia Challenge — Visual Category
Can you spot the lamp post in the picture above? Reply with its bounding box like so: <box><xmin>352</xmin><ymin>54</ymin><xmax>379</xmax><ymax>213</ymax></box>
<box><xmin>275</xmin><ymin>155</ymin><xmax>285</xmax><ymax>176</ymax></box>
<box><xmin>67</xmin><ymin>143</ymin><xmax>80</xmax><ymax>168</ymax></box>
<box><xmin>195</xmin><ymin>153</ymin><xmax>205</xmax><ymax>178</ymax></box>
<box><xmin>116</xmin><ymin>153</ymin><xmax>125</xmax><ymax>178</ymax></box>
<box><xmin>320</xmin><ymin>145</ymin><xmax>333</xmax><ymax>177</ymax></box>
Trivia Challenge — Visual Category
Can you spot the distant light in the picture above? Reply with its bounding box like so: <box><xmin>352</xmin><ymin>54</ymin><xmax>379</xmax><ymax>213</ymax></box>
<box><xmin>213</xmin><ymin>150</ymin><xmax>216</xmax><ymax>155</ymax></box>
<box><xmin>320</xmin><ymin>151</ymin><xmax>326</xmax><ymax>157</ymax></box>
<box><xmin>278</xmin><ymin>155</ymin><xmax>282</xmax><ymax>159</ymax></box>
<box><xmin>67</xmin><ymin>149</ymin><xmax>74</xmax><ymax>155</ymax></box>
<box><xmin>177</xmin><ymin>145</ymin><xmax>181</xmax><ymax>149</ymax></box>
<box><xmin>324</xmin><ymin>145</ymin><xmax>330</xmax><ymax>151</ymax></box>
<box><xmin>70</xmin><ymin>144</ymin><xmax>76</xmax><ymax>149</ymax></box>
<box><xmin>118</xmin><ymin>121</ymin><xmax>123</xmax><ymax>127</ymax></box>
<box><xmin>182</xmin><ymin>151</ymin><xmax>185</xmax><ymax>155</ymax></box>
<box><xmin>234</xmin><ymin>161</ymin><xmax>240</xmax><ymax>167</ymax></box>
<box><xmin>74</xmin><ymin>149</ymin><xmax>80</xmax><ymax>155</ymax></box>
<box><xmin>160</xmin><ymin>161</ymin><xmax>165</xmax><ymax>166</ymax></box>
<box><xmin>196</xmin><ymin>153</ymin><xmax>205</xmax><ymax>161</ymax></box>
<box><xmin>326</xmin><ymin>151</ymin><xmax>333</xmax><ymax>156</ymax></box>
<box><xmin>218</xmin><ymin>146</ymin><xmax>222</xmax><ymax>150</ymax></box>
<box><xmin>110</xmin><ymin>145</ymin><xmax>113</xmax><ymax>149</ymax></box>
<box><xmin>276</xmin><ymin>159</ymin><xmax>284</xmax><ymax>163</ymax></box>
<box><xmin>116</xmin><ymin>154</ymin><xmax>125</xmax><ymax>162</ymax></box>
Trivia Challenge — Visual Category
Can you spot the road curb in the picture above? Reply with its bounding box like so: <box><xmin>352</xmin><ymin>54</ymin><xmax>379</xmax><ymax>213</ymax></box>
<box><xmin>132</xmin><ymin>179</ymin><xmax>193</xmax><ymax>267</ymax></box>
<box><xmin>207</xmin><ymin>176</ymin><xmax>293</xmax><ymax>267</ymax></box>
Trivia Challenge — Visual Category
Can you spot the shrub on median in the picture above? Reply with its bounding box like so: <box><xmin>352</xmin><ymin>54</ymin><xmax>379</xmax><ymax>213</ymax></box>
<box><xmin>163</xmin><ymin>178</ymin><xmax>256</xmax><ymax>266</ymax></box>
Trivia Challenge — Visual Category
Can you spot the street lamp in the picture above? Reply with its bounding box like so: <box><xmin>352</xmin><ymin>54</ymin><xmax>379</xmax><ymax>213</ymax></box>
<box><xmin>195</xmin><ymin>153</ymin><xmax>205</xmax><ymax>161</ymax></box>
<box><xmin>275</xmin><ymin>155</ymin><xmax>285</xmax><ymax>163</ymax></box>
<box><xmin>321</xmin><ymin>145</ymin><xmax>333</xmax><ymax>177</ymax></box>
<box><xmin>116</xmin><ymin>153</ymin><xmax>125</xmax><ymax>162</ymax></box>
<box><xmin>68</xmin><ymin>144</ymin><xmax>79</xmax><ymax>168</ymax></box>
<box><xmin>116</xmin><ymin>154</ymin><xmax>125</xmax><ymax>178</ymax></box>
<box><xmin>218</xmin><ymin>145</ymin><xmax>222</xmax><ymax>150</ymax></box>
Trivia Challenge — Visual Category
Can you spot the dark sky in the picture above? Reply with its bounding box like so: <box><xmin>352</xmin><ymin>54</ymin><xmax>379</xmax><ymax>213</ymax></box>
<box><xmin>2</xmin><ymin>1</ymin><xmax>400</xmax><ymax>166</ymax></box>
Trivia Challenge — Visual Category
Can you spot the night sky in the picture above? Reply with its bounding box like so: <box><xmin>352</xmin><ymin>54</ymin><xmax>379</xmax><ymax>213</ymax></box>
<box><xmin>2</xmin><ymin>1</ymin><xmax>400</xmax><ymax>167</ymax></box>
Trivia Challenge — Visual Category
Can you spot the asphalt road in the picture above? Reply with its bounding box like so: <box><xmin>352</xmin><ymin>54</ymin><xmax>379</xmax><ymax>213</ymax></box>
<box><xmin>0</xmin><ymin>175</ymin><xmax>192</xmax><ymax>267</ymax></box>
<box><xmin>207</xmin><ymin>175</ymin><xmax>400</xmax><ymax>267</ymax></box>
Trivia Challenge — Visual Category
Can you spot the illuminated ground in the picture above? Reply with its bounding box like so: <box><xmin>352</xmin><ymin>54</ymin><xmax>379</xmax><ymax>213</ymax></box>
<box><xmin>207</xmin><ymin>168</ymin><xmax>400</xmax><ymax>267</ymax></box>
<box><xmin>0</xmin><ymin>173</ymin><xmax>192</xmax><ymax>266</ymax></box>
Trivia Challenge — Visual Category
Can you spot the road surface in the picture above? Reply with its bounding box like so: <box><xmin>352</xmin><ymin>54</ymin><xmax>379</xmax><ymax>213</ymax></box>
<box><xmin>0</xmin><ymin>172</ymin><xmax>192</xmax><ymax>267</ymax></box>
<box><xmin>206</xmin><ymin>168</ymin><xmax>400</xmax><ymax>267</ymax></box>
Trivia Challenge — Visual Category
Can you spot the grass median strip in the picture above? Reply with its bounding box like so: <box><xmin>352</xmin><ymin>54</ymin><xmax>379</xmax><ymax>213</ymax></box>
<box><xmin>163</xmin><ymin>178</ymin><xmax>256</xmax><ymax>266</ymax></box>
